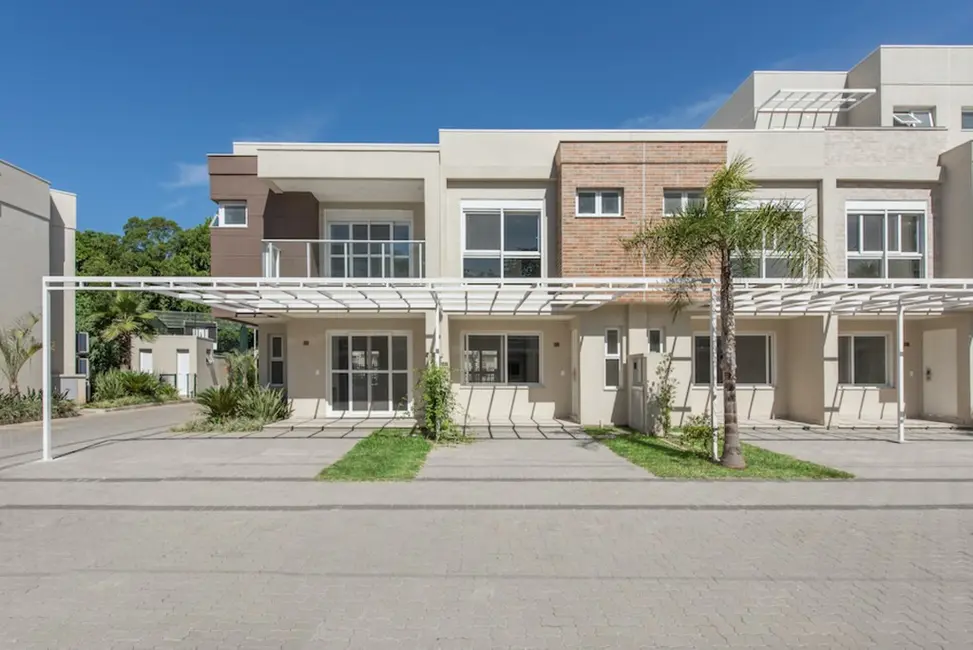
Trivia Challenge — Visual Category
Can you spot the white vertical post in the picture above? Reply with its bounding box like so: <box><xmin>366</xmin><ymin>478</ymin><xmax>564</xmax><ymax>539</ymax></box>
<box><xmin>305</xmin><ymin>241</ymin><xmax>311</xmax><ymax>278</ymax></box>
<box><xmin>433</xmin><ymin>302</ymin><xmax>442</xmax><ymax>363</ymax></box>
<box><xmin>41</xmin><ymin>280</ymin><xmax>52</xmax><ymax>462</ymax></box>
<box><xmin>896</xmin><ymin>300</ymin><xmax>906</xmax><ymax>444</ymax></box>
<box><xmin>709</xmin><ymin>283</ymin><xmax>719</xmax><ymax>461</ymax></box>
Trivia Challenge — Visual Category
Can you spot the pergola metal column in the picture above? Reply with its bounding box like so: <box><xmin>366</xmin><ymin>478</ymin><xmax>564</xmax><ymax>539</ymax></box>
<box><xmin>709</xmin><ymin>284</ymin><xmax>718</xmax><ymax>461</ymax></box>
<box><xmin>41</xmin><ymin>280</ymin><xmax>52</xmax><ymax>462</ymax></box>
<box><xmin>896</xmin><ymin>300</ymin><xmax>906</xmax><ymax>443</ymax></box>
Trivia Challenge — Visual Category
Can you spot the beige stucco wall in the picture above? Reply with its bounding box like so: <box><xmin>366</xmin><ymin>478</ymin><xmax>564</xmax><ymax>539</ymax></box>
<box><xmin>785</xmin><ymin>316</ymin><xmax>827</xmax><ymax>423</ymax></box>
<box><xmin>938</xmin><ymin>142</ymin><xmax>973</xmax><ymax>277</ymax></box>
<box><xmin>575</xmin><ymin>305</ymin><xmax>629</xmax><ymax>425</ymax></box>
<box><xmin>131</xmin><ymin>335</ymin><xmax>213</xmax><ymax>395</ymax></box>
<box><xmin>448</xmin><ymin>317</ymin><xmax>572</xmax><ymax>421</ymax></box>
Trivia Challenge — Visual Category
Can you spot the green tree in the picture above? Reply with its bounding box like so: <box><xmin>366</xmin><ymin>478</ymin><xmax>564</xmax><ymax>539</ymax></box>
<box><xmin>623</xmin><ymin>155</ymin><xmax>827</xmax><ymax>469</ymax></box>
<box><xmin>0</xmin><ymin>313</ymin><xmax>43</xmax><ymax>395</ymax></box>
<box><xmin>89</xmin><ymin>293</ymin><xmax>160</xmax><ymax>371</ymax></box>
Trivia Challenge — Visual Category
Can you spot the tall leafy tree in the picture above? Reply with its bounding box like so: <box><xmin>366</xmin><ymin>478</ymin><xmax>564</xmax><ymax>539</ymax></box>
<box><xmin>623</xmin><ymin>155</ymin><xmax>827</xmax><ymax>469</ymax></box>
<box><xmin>0</xmin><ymin>312</ymin><xmax>43</xmax><ymax>395</ymax></box>
<box><xmin>89</xmin><ymin>293</ymin><xmax>161</xmax><ymax>371</ymax></box>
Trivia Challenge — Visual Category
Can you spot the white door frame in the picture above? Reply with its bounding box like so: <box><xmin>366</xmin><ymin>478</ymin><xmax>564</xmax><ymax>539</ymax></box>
<box><xmin>326</xmin><ymin>330</ymin><xmax>412</xmax><ymax>417</ymax></box>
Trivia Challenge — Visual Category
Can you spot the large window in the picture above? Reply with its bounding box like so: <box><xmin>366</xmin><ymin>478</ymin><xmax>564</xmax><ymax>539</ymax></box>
<box><xmin>462</xmin><ymin>203</ymin><xmax>542</xmax><ymax>278</ymax></box>
<box><xmin>213</xmin><ymin>202</ymin><xmax>247</xmax><ymax>227</ymax></box>
<box><xmin>838</xmin><ymin>335</ymin><xmax>887</xmax><ymax>386</ymax></box>
<box><xmin>330</xmin><ymin>334</ymin><xmax>410</xmax><ymax>413</ymax></box>
<box><xmin>605</xmin><ymin>328</ymin><xmax>621</xmax><ymax>389</ymax></box>
<box><xmin>846</xmin><ymin>202</ymin><xmax>925</xmax><ymax>278</ymax></box>
<box><xmin>693</xmin><ymin>335</ymin><xmax>772</xmax><ymax>385</ymax></box>
<box><xmin>577</xmin><ymin>189</ymin><xmax>622</xmax><ymax>217</ymax></box>
<box><xmin>731</xmin><ymin>200</ymin><xmax>806</xmax><ymax>278</ymax></box>
<box><xmin>464</xmin><ymin>333</ymin><xmax>540</xmax><ymax>384</ymax></box>
<box><xmin>663</xmin><ymin>190</ymin><xmax>705</xmax><ymax>217</ymax></box>
<box><xmin>269</xmin><ymin>335</ymin><xmax>285</xmax><ymax>387</ymax></box>
<box><xmin>328</xmin><ymin>221</ymin><xmax>413</xmax><ymax>278</ymax></box>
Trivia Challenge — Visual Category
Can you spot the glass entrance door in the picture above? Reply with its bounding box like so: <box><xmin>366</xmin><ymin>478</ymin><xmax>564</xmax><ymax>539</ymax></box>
<box><xmin>330</xmin><ymin>334</ymin><xmax>410</xmax><ymax>414</ymax></box>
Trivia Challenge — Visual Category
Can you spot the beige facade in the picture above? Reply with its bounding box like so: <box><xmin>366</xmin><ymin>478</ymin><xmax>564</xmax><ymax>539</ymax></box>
<box><xmin>131</xmin><ymin>335</ymin><xmax>217</xmax><ymax>397</ymax></box>
<box><xmin>207</xmin><ymin>44</ymin><xmax>973</xmax><ymax>427</ymax></box>
<box><xmin>0</xmin><ymin>160</ymin><xmax>79</xmax><ymax>397</ymax></box>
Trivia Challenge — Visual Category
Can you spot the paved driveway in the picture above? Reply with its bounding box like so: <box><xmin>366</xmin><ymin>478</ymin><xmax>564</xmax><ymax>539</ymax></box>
<box><xmin>1</xmin><ymin>417</ymin><xmax>972</xmax><ymax>648</ymax></box>
<box><xmin>744</xmin><ymin>428</ymin><xmax>973</xmax><ymax>479</ymax></box>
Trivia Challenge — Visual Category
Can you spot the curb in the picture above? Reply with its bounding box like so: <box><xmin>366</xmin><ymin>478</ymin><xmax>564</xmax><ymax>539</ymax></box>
<box><xmin>82</xmin><ymin>400</ymin><xmax>196</xmax><ymax>414</ymax></box>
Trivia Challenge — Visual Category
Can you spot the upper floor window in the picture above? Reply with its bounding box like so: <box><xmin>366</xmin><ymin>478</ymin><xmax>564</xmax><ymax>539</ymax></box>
<box><xmin>213</xmin><ymin>202</ymin><xmax>247</xmax><ymax>228</ymax></box>
<box><xmin>846</xmin><ymin>201</ymin><xmax>925</xmax><ymax>279</ymax></box>
<box><xmin>962</xmin><ymin>109</ymin><xmax>973</xmax><ymax>130</ymax></box>
<box><xmin>663</xmin><ymin>190</ymin><xmax>704</xmax><ymax>217</ymax></box>
<box><xmin>731</xmin><ymin>200</ymin><xmax>806</xmax><ymax>279</ymax></box>
<box><xmin>892</xmin><ymin>108</ymin><xmax>934</xmax><ymax>128</ymax></box>
<box><xmin>576</xmin><ymin>190</ymin><xmax>622</xmax><ymax>217</ymax></box>
<box><xmin>462</xmin><ymin>201</ymin><xmax>542</xmax><ymax>279</ymax></box>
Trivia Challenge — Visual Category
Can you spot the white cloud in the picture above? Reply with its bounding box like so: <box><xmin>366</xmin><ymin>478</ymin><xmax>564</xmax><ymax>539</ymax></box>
<box><xmin>163</xmin><ymin>163</ymin><xmax>209</xmax><ymax>189</ymax></box>
<box><xmin>164</xmin><ymin>197</ymin><xmax>189</xmax><ymax>211</ymax></box>
<box><xmin>621</xmin><ymin>93</ymin><xmax>730</xmax><ymax>130</ymax></box>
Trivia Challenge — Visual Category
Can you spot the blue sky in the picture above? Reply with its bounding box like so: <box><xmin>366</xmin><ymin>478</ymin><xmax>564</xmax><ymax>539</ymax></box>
<box><xmin>2</xmin><ymin>0</ymin><xmax>971</xmax><ymax>233</ymax></box>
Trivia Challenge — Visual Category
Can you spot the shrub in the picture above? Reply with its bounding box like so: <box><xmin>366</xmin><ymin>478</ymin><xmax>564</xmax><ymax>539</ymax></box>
<box><xmin>195</xmin><ymin>385</ymin><xmax>243</xmax><ymax>420</ymax></box>
<box><xmin>412</xmin><ymin>359</ymin><xmax>463</xmax><ymax>442</ymax></box>
<box><xmin>0</xmin><ymin>389</ymin><xmax>78</xmax><ymax>425</ymax></box>
<box><xmin>678</xmin><ymin>413</ymin><xmax>723</xmax><ymax>452</ymax></box>
<box><xmin>93</xmin><ymin>370</ymin><xmax>128</xmax><ymax>401</ymax></box>
<box><xmin>92</xmin><ymin>370</ymin><xmax>179</xmax><ymax>404</ymax></box>
<box><xmin>224</xmin><ymin>350</ymin><xmax>258</xmax><ymax>390</ymax></box>
<box><xmin>238</xmin><ymin>386</ymin><xmax>292</xmax><ymax>422</ymax></box>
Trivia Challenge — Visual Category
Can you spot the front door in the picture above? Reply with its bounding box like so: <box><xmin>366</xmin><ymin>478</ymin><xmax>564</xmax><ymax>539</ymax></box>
<box><xmin>922</xmin><ymin>328</ymin><xmax>957</xmax><ymax>418</ymax></box>
<box><xmin>330</xmin><ymin>334</ymin><xmax>410</xmax><ymax>415</ymax></box>
<box><xmin>176</xmin><ymin>349</ymin><xmax>191</xmax><ymax>397</ymax></box>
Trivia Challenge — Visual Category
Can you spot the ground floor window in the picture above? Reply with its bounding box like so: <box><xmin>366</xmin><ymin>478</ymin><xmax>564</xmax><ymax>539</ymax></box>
<box><xmin>693</xmin><ymin>334</ymin><xmax>772</xmax><ymax>385</ymax></box>
<box><xmin>464</xmin><ymin>333</ymin><xmax>540</xmax><ymax>384</ymax></box>
<box><xmin>269</xmin><ymin>335</ymin><xmax>285</xmax><ymax>387</ymax></box>
<box><xmin>605</xmin><ymin>328</ymin><xmax>621</xmax><ymax>389</ymax></box>
<box><xmin>330</xmin><ymin>334</ymin><xmax>409</xmax><ymax>412</ymax></box>
<box><xmin>838</xmin><ymin>334</ymin><xmax>887</xmax><ymax>385</ymax></box>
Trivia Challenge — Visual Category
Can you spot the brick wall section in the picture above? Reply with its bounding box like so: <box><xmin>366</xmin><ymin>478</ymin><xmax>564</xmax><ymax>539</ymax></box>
<box><xmin>557</xmin><ymin>141</ymin><xmax>727</xmax><ymax>281</ymax></box>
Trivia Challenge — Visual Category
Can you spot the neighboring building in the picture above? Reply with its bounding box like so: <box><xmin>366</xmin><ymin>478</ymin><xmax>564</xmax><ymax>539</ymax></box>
<box><xmin>207</xmin><ymin>44</ymin><xmax>973</xmax><ymax>427</ymax></box>
<box><xmin>130</xmin><ymin>334</ymin><xmax>217</xmax><ymax>397</ymax></box>
<box><xmin>153</xmin><ymin>311</ymin><xmax>218</xmax><ymax>341</ymax></box>
<box><xmin>0</xmin><ymin>160</ymin><xmax>81</xmax><ymax>398</ymax></box>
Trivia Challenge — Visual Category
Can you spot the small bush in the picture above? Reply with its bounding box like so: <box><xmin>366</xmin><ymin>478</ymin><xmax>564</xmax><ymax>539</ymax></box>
<box><xmin>0</xmin><ymin>389</ymin><xmax>78</xmax><ymax>425</ymax></box>
<box><xmin>238</xmin><ymin>386</ymin><xmax>292</xmax><ymax>422</ymax></box>
<box><xmin>121</xmin><ymin>371</ymin><xmax>163</xmax><ymax>398</ymax></box>
<box><xmin>678</xmin><ymin>413</ymin><xmax>723</xmax><ymax>452</ymax></box>
<box><xmin>195</xmin><ymin>385</ymin><xmax>242</xmax><ymax>420</ymax></box>
<box><xmin>93</xmin><ymin>370</ymin><xmax>128</xmax><ymax>401</ymax></box>
<box><xmin>412</xmin><ymin>360</ymin><xmax>464</xmax><ymax>442</ymax></box>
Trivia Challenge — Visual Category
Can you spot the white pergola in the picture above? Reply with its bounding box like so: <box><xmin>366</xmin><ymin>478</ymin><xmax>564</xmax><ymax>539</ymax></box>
<box><xmin>755</xmin><ymin>88</ymin><xmax>876</xmax><ymax>115</ymax></box>
<box><xmin>39</xmin><ymin>276</ymin><xmax>973</xmax><ymax>462</ymax></box>
<box><xmin>38</xmin><ymin>276</ymin><xmax>691</xmax><ymax>461</ymax></box>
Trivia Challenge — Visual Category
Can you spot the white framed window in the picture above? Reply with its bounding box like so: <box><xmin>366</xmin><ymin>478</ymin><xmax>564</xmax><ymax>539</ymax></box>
<box><xmin>269</xmin><ymin>335</ymin><xmax>285</xmax><ymax>387</ymax></box>
<box><xmin>648</xmin><ymin>329</ymin><xmax>664</xmax><ymax>353</ymax></box>
<box><xmin>464</xmin><ymin>333</ymin><xmax>541</xmax><ymax>384</ymax></box>
<box><xmin>605</xmin><ymin>328</ymin><xmax>622</xmax><ymax>389</ymax></box>
<box><xmin>461</xmin><ymin>201</ymin><xmax>543</xmax><ymax>279</ymax></box>
<box><xmin>892</xmin><ymin>108</ymin><xmax>934</xmax><ymax>128</ymax></box>
<box><xmin>663</xmin><ymin>190</ymin><xmax>705</xmax><ymax>217</ymax></box>
<box><xmin>212</xmin><ymin>202</ymin><xmax>248</xmax><ymax>228</ymax></box>
<box><xmin>327</xmin><ymin>221</ymin><xmax>414</xmax><ymax>278</ymax></box>
<box><xmin>838</xmin><ymin>334</ymin><xmax>888</xmax><ymax>386</ymax></box>
<box><xmin>962</xmin><ymin>109</ymin><xmax>973</xmax><ymax>130</ymax></box>
<box><xmin>731</xmin><ymin>199</ymin><xmax>806</xmax><ymax>279</ymax></box>
<box><xmin>692</xmin><ymin>334</ymin><xmax>773</xmax><ymax>386</ymax></box>
<box><xmin>845</xmin><ymin>201</ymin><xmax>926</xmax><ymax>279</ymax></box>
<box><xmin>576</xmin><ymin>189</ymin><xmax>622</xmax><ymax>217</ymax></box>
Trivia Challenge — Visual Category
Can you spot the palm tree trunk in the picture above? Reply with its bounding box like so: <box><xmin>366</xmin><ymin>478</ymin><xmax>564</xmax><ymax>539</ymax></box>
<box><xmin>719</xmin><ymin>253</ymin><xmax>746</xmax><ymax>469</ymax></box>
<box><xmin>121</xmin><ymin>335</ymin><xmax>132</xmax><ymax>371</ymax></box>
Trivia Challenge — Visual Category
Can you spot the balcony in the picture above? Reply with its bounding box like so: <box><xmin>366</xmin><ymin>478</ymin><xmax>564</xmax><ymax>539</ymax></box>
<box><xmin>262</xmin><ymin>239</ymin><xmax>426</xmax><ymax>279</ymax></box>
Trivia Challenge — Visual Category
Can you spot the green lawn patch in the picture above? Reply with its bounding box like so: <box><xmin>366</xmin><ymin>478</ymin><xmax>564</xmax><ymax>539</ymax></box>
<box><xmin>586</xmin><ymin>427</ymin><xmax>853</xmax><ymax>480</ymax></box>
<box><xmin>318</xmin><ymin>428</ymin><xmax>432</xmax><ymax>481</ymax></box>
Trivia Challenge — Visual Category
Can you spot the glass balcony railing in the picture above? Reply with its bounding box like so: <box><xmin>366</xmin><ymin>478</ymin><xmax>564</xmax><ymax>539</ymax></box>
<box><xmin>262</xmin><ymin>239</ymin><xmax>425</xmax><ymax>279</ymax></box>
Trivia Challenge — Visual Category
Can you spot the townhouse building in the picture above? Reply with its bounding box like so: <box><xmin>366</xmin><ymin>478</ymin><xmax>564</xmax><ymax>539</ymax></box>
<box><xmin>207</xmin><ymin>45</ymin><xmax>973</xmax><ymax>428</ymax></box>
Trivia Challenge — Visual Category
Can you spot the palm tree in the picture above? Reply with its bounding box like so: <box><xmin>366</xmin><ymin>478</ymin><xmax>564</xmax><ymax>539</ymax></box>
<box><xmin>0</xmin><ymin>312</ymin><xmax>43</xmax><ymax>395</ymax></box>
<box><xmin>623</xmin><ymin>155</ymin><xmax>827</xmax><ymax>468</ymax></box>
<box><xmin>90</xmin><ymin>292</ymin><xmax>159</xmax><ymax>371</ymax></box>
